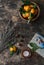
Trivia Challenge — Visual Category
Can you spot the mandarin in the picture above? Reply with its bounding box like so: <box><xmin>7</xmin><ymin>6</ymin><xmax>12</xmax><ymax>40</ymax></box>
<box><xmin>10</xmin><ymin>47</ymin><xmax>13</xmax><ymax>52</ymax></box>
<box><xmin>13</xmin><ymin>46</ymin><xmax>17</xmax><ymax>52</ymax></box>
<box><xmin>22</xmin><ymin>13</ymin><xmax>29</xmax><ymax>18</ymax></box>
<box><xmin>31</xmin><ymin>8</ymin><xmax>35</xmax><ymax>14</ymax></box>
<box><xmin>24</xmin><ymin>5</ymin><xmax>29</xmax><ymax>11</ymax></box>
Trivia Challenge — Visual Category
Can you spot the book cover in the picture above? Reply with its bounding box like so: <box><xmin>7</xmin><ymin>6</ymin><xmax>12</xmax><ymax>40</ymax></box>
<box><xmin>28</xmin><ymin>33</ymin><xmax>44</xmax><ymax>58</ymax></box>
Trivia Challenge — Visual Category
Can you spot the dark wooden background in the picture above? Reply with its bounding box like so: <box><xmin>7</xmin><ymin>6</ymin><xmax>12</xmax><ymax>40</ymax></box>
<box><xmin>0</xmin><ymin>0</ymin><xmax>44</xmax><ymax>65</ymax></box>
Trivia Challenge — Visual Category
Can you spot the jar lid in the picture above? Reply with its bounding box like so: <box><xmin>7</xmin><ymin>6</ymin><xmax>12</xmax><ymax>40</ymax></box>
<box><xmin>21</xmin><ymin>48</ymin><xmax>31</xmax><ymax>58</ymax></box>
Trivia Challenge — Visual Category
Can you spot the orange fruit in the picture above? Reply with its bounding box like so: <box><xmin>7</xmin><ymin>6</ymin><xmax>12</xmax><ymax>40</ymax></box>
<box><xmin>29</xmin><ymin>6</ymin><xmax>31</xmax><ymax>11</ymax></box>
<box><xmin>31</xmin><ymin>8</ymin><xmax>35</xmax><ymax>14</ymax></box>
<box><xmin>22</xmin><ymin>13</ymin><xmax>29</xmax><ymax>18</ymax></box>
<box><xmin>10</xmin><ymin>47</ymin><xmax>14</xmax><ymax>52</ymax></box>
<box><xmin>25</xmin><ymin>13</ymin><xmax>29</xmax><ymax>17</ymax></box>
<box><xmin>22</xmin><ymin>13</ymin><xmax>26</xmax><ymax>18</ymax></box>
<box><xmin>24</xmin><ymin>5</ymin><xmax>29</xmax><ymax>11</ymax></box>
<box><xmin>30</xmin><ymin>5</ymin><xmax>33</xmax><ymax>8</ymax></box>
<box><xmin>13</xmin><ymin>46</ymin><xmax>17</xmax><ymax>52</ymax></box>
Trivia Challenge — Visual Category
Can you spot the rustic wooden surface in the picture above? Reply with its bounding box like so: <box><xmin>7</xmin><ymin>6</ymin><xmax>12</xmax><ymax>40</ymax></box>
<box><xmin>0</xmin><ymin>0</ymin><xmax>44</xmax><ymax>65</ymax></box>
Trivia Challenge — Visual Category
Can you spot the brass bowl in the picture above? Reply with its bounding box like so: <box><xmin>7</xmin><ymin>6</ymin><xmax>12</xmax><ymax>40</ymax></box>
<box><xmin>19</xmin><ymin>2</ymin><xmax>40</xmax><ymax>22</ymax></box>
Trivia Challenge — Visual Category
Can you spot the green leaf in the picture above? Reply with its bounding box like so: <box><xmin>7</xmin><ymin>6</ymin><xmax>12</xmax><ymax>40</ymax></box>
<box><xmin>30</xmin><ymin>13</ymin><xmax>34</xmax><ymax>18</ymax></box>
<box><xmin>21</xmin><ymin>0</ymin><xmax>30</xmax><ymax>5</ymax></box>
<box><xmin>30</xmin><ymin>43</ymin><xmax>39</xmax><ymax>52</ymax></box>
<box><xmin>33</xmin><ymin>4</ymin><xmax>37</xmax><ymax>9</ymax></box>
<box><xmin>20</xmin><ymin>7</ymin><xmax>25</xmax><ymax>14</ymax></box>
<box><xmin>10</xmin><ymin>51</ymin><xmax>14</xmax><ymax>56</ymax></box>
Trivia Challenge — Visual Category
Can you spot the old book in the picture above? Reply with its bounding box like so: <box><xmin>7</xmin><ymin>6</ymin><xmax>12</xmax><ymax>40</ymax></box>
<box><xmin>28</xmin><ymin>33</ymin><xmax>44</xmax><ymax>58</ymax></box>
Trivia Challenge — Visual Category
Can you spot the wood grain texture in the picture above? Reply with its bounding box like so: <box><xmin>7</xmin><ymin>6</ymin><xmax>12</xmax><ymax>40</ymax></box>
<box><xmin>0</xmin><ymin>0</ymin><xmax>44</xmax><ymax>65</ymax></box>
